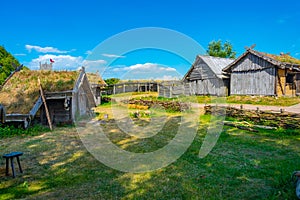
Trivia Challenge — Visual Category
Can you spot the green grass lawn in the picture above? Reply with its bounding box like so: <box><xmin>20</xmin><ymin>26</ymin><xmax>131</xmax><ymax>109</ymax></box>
<box><xmin>225</xmin><ymin>95</ymin><xmax>300</xmax><ymax>106</ymax></box>
<box><xmin>0</xmin><ymin>112</ymin><xmax>299</xmax><ymax>199</ymax></box>
<box><xmin>116</xmin><ymin>92</ymin><xmax>300</xmax><ymax>106</ymax></box>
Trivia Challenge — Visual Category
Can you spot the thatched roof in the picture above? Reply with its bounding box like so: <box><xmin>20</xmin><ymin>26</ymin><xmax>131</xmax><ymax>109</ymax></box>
<box><xmin>86</xmin><ymin>72</ymin><xmax>106</xmax><ymax>86</ymax></box>
<box><xmin>0</xmin><ymin>69</ymin><xmax>79</xmax><ymax>114</ymax></box>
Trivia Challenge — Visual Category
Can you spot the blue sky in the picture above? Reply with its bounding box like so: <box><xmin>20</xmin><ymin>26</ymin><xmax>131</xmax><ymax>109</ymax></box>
<box><xmin>1</xmin><ymin>0</ymin><xmax>300</xmax><ymax>79</ymax></box>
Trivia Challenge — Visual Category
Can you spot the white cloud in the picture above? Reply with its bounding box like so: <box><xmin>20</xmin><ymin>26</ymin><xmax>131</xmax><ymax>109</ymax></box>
<box><xmin>25</xmin><ymin>45</ymin><xmax>70</xmax><ymax>53</ymax></box>
<box><xmin>26</xmin><ymin>54</ymin><xmax>107</xmax><ymax>72</ymax></box>
<box><xmin>108</xmin><ymin>63</ymin><xmax>180</xmax><ymax>80</ymax></box>
<box><xmin>27</xmin><ymin>54</ymin><xmax>84</xmax><ymax>70</ymax></box>
<box><xmin>14</xmin><ymin>53</ymin><xmax>26</xmax><ymax>56</ymax></box>
<box><xmin>155</xmin><ymin>75</ymin><xmax>181</xmax><ymax>80</ymax></box>
<box><xmin>85</xmin><ymin>50</ymin><xmax>93</xmax><ymax>55</ymax></box>
<box><xmin>102</xmin><ymin>53</ymin><xmax>125</xmax><ymax>58</ymax></box>
<box><xmin>113</xmin><ymin>63</ymin><xmax>176</xmax><ymax>72</ymax></box>
<box><xmin>82</xmin><ymin>60</ymin><xmax>107</xmax><ymax>66</ymax></box>
<box><xmin>82</xmin><ymin>60</ymin><xmax>107</xmax><ymax>72</ymax></box>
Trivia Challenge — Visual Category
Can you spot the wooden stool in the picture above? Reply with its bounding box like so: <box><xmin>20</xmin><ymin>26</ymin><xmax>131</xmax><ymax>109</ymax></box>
<box><xmin>3</xmin><ymin>152</ymin><xmax>23</xmax><ymax>178</ymax></box>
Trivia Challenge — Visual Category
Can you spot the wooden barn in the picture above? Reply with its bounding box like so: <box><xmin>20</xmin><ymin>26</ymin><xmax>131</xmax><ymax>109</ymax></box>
<box><xmin>183</xmin><ymin>55</ymin><xmax>234</xmax><ymax>96</ymax></box>
<box><xmin>0</xmin><ymin>67</ymin><xmax>96</xmax><ymax>128</ymax></box>
<box><xmin>223</xmin><ymin>49</ymin><xmax>300</xmax><ymax>96</ymax></box>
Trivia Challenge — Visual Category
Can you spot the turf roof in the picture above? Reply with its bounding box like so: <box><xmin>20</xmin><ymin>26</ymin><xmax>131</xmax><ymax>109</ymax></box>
<box><xmin>86</xmin><ymin>72</ymin><xmax>106</xmax><ymax>85</ymax></box>
<box><xmin>260</xmin><ymin>52</ymin><xmax>300</xmax><ymax>65</ymax></box>
<box><xmin>0</xmin><ymin>69</ymin><xmax>79</xmax><ymax>114</ymax></box>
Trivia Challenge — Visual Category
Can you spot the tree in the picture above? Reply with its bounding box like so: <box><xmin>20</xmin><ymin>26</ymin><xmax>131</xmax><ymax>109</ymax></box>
<box><xmin>207</xmin><ymin>40</ymin><xmax>236</xmax><ymax>59</ymax></box>
<box><xmin>104</xmin><ymin>78</ymin><xmax>120</xmax><ymax>85</ymax></box>
<box><xmin>0</xmin><ymin>46</ymin><xmax>21</xmax><ymax>85</ymax></box>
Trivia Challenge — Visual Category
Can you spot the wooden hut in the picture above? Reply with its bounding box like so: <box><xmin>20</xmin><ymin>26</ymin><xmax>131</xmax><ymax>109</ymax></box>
<box><xmin>0</xmin><ymin>67</ymin><xmax>96</xmax><ymax>128</ymax></box>
<box><xmin>183</xmin><ymin>55</ymin><xmax>234</xmax><ymax>96</ymax></box>
<box><xmin>223</xmin><ymin>49</ymin><xmax>300</xmax><ymax>96</ymax></box>
<box><xmin>86</xmin><ymin>72</ymin><xmax>107</xmax><ymax>105</ymax></box>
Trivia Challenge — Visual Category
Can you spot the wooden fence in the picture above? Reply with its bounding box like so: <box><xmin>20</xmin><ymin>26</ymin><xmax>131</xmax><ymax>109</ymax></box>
<box><xmin>158</xmin><ymin>81</ymin><xmax>191</xmax><ymax>98</ymax></box>
<box><xmin>103</xmin><ymin>80</ymin><xmax>226</xmax><ymax>98</ymax></box>
<box><xmin>104</xmin><ymin>82</ymin><xmax>159</xmax><ymax>95</ymax></box>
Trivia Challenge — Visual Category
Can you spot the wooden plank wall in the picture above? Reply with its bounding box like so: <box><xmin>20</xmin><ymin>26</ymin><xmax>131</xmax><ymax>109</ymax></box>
<box><xmin>188</xmin><ymin>59</ymin><xmax>216</xmax><ymax>80</ymax></box>
<box><xmin>41</xmin><ymin>99</ymin><xmax>72</xmax><ymax>125</ymax></box>
<box><xmin>158</xmin><ymin>79</ymin><xmax>227</xmax><ymax>98</ymax></box>
<box><xmin>230</xmin><ymin>53</ymin><xmax>276</xmax><ymax>96</ymax></box>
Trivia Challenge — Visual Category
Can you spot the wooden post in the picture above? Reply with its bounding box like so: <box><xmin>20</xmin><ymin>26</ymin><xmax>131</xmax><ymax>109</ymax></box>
<box><xmin>284</xmin><ymin>69</ymin><xmax>287</xmax><ymax>96</ymax></box>
<box><xmin>38</xmin><ymin>78</ymin><xmax>53</xmax><ymax>130</ymax></box>
<box><xmin>113</xmin><ymin>85</ymin><xmax>116</xmax><ymax>95</ymax></box>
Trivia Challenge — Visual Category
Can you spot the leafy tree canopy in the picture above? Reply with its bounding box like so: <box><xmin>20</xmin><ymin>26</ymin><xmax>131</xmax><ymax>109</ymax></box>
<box><xmin>104</xmin><ymin>78</ymin><xmax>120</xmax><ymax>85</ymax></box>
<box><xmin>207</xmin><ymin>40</ymin><xmax>236</xmax><ymax>59</ymax></box>
<box><xmin>0</xmin><ymin>46</ymin><xmax>21</xmax><ymax>85</ymax></box>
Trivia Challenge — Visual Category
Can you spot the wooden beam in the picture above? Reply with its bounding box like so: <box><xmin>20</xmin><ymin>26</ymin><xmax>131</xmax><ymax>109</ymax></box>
<box><xmin>38</xmin><ymin>78</ymin><xmax>53</xmax><ymax>130</ymax></box>
<box><xmin>284</xmin><ymin>69</ymin><xmax>287</xmax><ymax>95</ymax></box>
<box><xmin>276</xmin><ymin>70</ymin><xmax>284</xmax><ymax>96</ymax></box>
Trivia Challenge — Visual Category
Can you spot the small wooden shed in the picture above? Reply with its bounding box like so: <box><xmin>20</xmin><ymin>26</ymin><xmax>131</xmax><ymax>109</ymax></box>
<box><xmin>0</xmin><ymin>67</ymin><xmax>96</xmax><ymax>128</ymax></box>
<box><xmin>86</xmin><ymin>72</ymin><xmax>107</xmax><ymax>105</ymax></box>
<box><xmin>183</xmin><ymin>55</ymin><xmax>234</xmax><ymax>96</ymax></box>
<box><xmin>223</xmin><ymin>49</ymin><xmax>300</xmax><ymax>96</ymax></box>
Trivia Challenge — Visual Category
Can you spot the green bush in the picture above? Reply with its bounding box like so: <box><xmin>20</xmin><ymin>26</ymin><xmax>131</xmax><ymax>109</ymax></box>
<box><xmin>0</xmin><ymin>124</ymin><xmax>50</xmax><ymax>138</ymax></box>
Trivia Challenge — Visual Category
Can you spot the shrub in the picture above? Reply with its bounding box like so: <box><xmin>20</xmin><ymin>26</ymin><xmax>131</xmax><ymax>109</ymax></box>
<box><xmin>0</xmin><ymin>124</ymin><xmax>50</xmax><ymax>138</ymax></box>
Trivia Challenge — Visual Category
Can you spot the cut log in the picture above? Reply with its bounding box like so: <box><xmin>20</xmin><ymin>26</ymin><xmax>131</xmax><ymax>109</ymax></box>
<box><xmin>223</xmin><ymin>121</ymin><xmax>258</xmax><ymax>132</ymax></box>
<box><xmin>252</xmin><ymin>125</ymin><xmax>277</xmax><ymax>130</ymax></box>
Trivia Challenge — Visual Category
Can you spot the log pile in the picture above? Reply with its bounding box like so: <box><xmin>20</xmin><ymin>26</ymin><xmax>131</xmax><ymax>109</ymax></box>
<box><xmin>123</xmin><ymin>99</ymin><xmax>191</xmax><ymax>112</ymax></box>
<box><xmin>205</xmin><ymin>105</ymin><xmax>300</xmax><ymax>129</ymax></box>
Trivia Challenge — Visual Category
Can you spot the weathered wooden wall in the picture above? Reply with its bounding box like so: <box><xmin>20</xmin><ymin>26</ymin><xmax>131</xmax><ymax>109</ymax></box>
<box><xmin>187</xmin><ymin>59</ymin><xmax>217</xmax><ymax>81</ymax></box>
<box><xmin>190</xmin><ymin>79</ymin><xmax>227</xmax><ymax>96</ymax></box>
<box><xmin>230</xmin><ymin>53</ymin><xmax>276</xmax><ymax>96</ymax></box>
<box><xmin>158</xmin><ymin>78</ymin><xmax>228</xmax><ymax>98</ymax></box>
<box><xmin>180</xmin><ymin>56</ymin><xmax>229</xmax><ymax>97</ymax></box>
<box><xmin>158</xmin><ymin>79</ymin><xmax>228</xmax><ymax>98</ymax></box>
<box><xmin>41</xmin><ymin>99</ymin><xmax>72</xmax><ymax>125</ymax></box>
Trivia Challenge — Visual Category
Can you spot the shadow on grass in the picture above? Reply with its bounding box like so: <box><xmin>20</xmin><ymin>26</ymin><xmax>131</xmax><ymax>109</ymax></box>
<box><xmin>0</xmin><ymin>115</ymin><xmax>299</xmax><ymax>199</ymax></box>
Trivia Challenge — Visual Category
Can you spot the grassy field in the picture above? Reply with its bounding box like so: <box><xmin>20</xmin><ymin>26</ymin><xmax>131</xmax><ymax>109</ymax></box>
<box><xmin>0</xmin><ymin>109</ymin><xmax>300</xmax><ymax>199</ymax></box>
<box><xmin>125</xmin><ymin>93</ymin><xmax>300</xmax><ymax>106</ymax></box>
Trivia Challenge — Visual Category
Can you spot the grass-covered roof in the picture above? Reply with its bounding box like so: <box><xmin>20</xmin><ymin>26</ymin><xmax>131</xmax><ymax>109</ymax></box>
<box><xmin>260</xmin><ymin>52</ymin><xmax>300</xmax><ymax>65</ymax></box>
<box><xmin>86</xmin><ymin>73</ymin><xmax>106</xmax><ymax>86</ymax></box>
<box><xmin>0</xmin><ymin>69</ymin><xmax>79</xmax><ymax>114</ymax></box>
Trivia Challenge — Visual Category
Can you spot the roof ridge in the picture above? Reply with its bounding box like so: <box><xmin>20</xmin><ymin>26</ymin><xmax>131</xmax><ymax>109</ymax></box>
<box><xmin>197</xmin><ymin>54</ymin><xmax>235</xmax><ymax>60</ymax></box>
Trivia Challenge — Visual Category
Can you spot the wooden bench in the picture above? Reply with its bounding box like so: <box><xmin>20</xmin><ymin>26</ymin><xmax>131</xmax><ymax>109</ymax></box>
<box><xmin>3</xmin><ymin>152</ymin><xmax>23</xmax><ymax>178</ymax></box>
